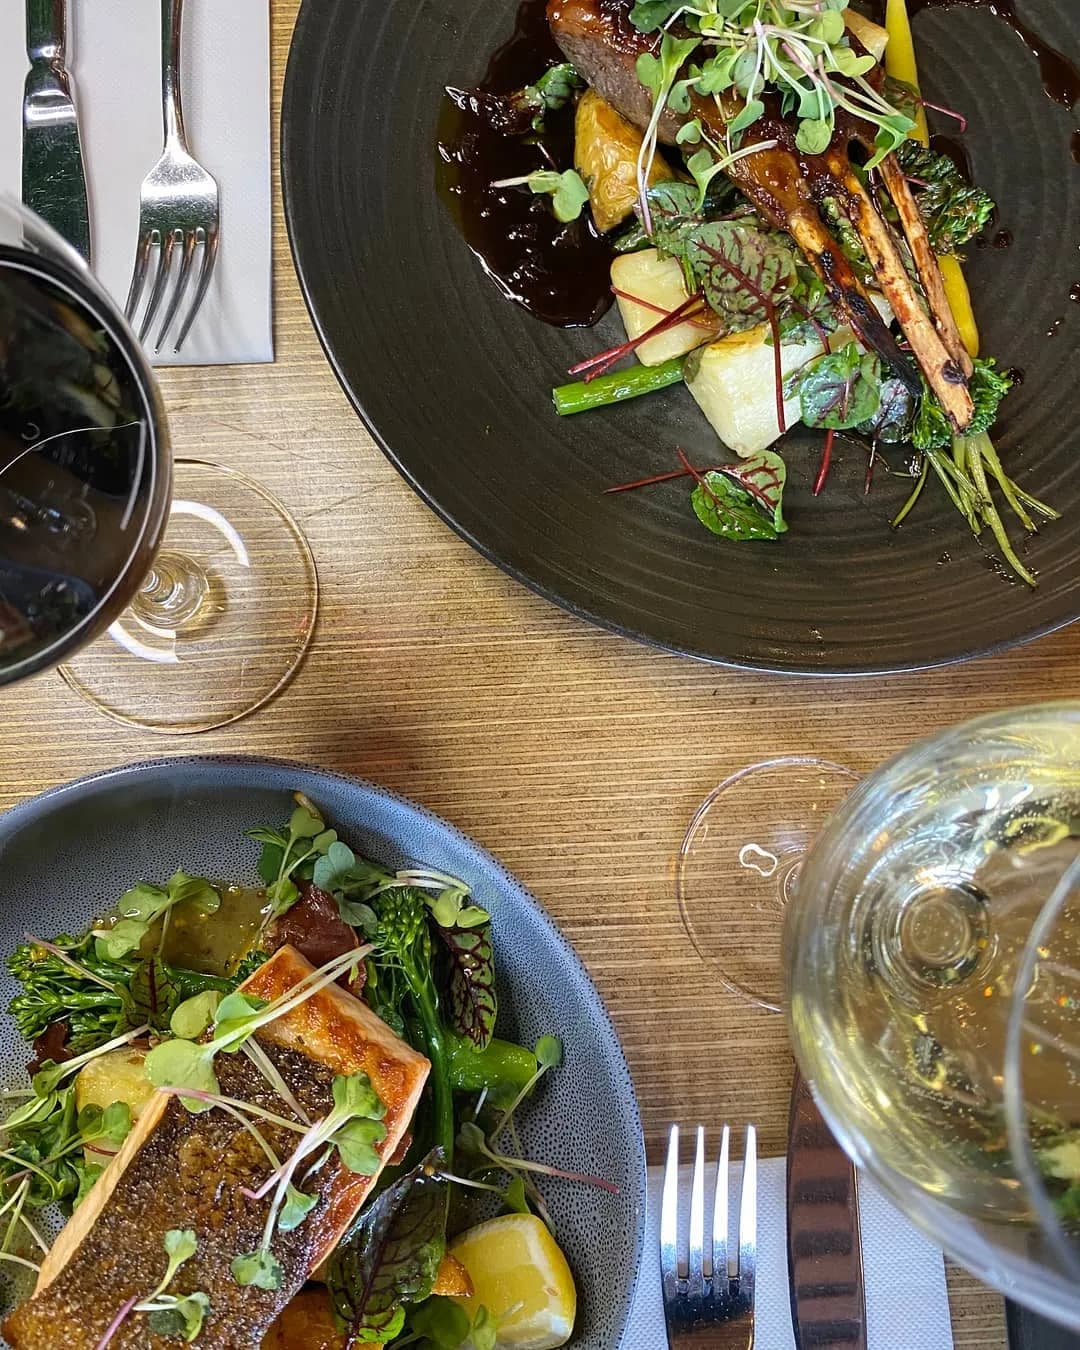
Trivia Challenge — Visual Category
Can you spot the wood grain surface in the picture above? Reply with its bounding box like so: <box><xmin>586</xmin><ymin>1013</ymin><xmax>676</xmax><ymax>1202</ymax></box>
<box><xmin>9</xmin><ymin>1</ymin><xmax>1077</xmax><ymax>1343</ymax></box>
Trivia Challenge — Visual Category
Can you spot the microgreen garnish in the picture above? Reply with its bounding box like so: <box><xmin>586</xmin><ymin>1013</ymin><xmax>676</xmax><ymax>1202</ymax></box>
<box><xmin>490</xmin><ymin>169</ymin><xmax>590</xmax><ymax>223</ymax></box>
<box><xmin>93</xmin><ymin>871</ymin><xmax>220</xmax><ymax>961</ymax></box>
<box><xmin>96</xmin><ymin>1229</ymin><xmax>209</xmax><ymax>1349</ymax></box>
<box><xmin>456</xmin><ymin>1120</ymin><xmax>620</xmax><ymax>1195</ymax></box>
<box><xmin>231</xmin><ymin>1072</ymin><xmax>387</xmax><ymax>1292</ymax></box>
<box><xmin>248</xmin><ymin>795</ymin><xmax>339</xmax><ymax>916</ymax></box>
<box><xmin>635</xmin><ymin>33</ymin><xmax>701</xmax><ymax>235</ymax></box>
<box><xmin>628</xmin><ymin>0</ymin><xmax>915</xmax><ymax>178</ymax></box>
<box><xmin>145</xmin><ymin>946</ymin><xmax>370</xmax><ymax>1111</ymax></box>
<box><xmin>491</xmin><ymin>1036</ymin><xmax>563</xmax><ymax>1140</ymax></box>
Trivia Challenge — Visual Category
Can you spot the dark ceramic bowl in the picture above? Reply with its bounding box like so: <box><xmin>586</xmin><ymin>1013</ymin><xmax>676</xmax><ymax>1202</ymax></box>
<box><xmin>0</xmin><ymin>758</ymin><xmax>645</xmax><ymax>1349</ymax></box>
<box><xmin>282</xmin><ymin>0</ymin><xmax>1080</xmax><ymax>674</ymax></box>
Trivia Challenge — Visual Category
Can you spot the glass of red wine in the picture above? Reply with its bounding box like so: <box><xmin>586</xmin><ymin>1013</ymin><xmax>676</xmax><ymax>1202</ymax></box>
<box><xmin>0</xmin><ymin>195</ymin><xmax>316</xmax><ymax>731</ymax></box>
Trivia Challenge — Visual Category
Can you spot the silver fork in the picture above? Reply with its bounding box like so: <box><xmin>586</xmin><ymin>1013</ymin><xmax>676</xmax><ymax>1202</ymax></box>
<box><xmin>661</xmin><ymin>1123</ymin><xmax>757</xmax><ymax>1349</ymax></box>
<box><xmin>125</xmin><ymin>0</ymin><xmax>220</xmax><ymax>354</ymax></box>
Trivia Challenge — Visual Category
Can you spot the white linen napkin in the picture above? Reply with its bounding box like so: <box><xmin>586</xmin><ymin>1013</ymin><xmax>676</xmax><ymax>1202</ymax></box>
<box><xmin>0</xmin><ymin>0</ymin><xmax>273</xmax><ymax>367</ymax></box>
<box><xmin>624</xmin><ymin>1157</ymin><xmax>955</xmax><ymax>1350</ymax></box>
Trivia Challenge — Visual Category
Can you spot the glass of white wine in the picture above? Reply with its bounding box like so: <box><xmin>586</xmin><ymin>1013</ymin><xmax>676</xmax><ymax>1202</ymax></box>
<box><xmin>783</xmin><ymin>703</ymin><xmax>1080</xmax><ymax>1328</ymax></box>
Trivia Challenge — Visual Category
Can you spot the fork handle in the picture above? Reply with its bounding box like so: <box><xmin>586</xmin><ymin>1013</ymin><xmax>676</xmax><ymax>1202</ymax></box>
<box><xmin>160</xmin><ymin>0</ymin><xmax>187</xmax><ymax>147</ymax></box>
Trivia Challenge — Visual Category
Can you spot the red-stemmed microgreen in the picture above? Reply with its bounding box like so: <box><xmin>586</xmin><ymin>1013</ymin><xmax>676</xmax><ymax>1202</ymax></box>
<box><xmin>457</xmin><ymin>1122</ymin><xmax>619</xmax><ymax>1196</ymax></box>
<box><xmin>231</xmin><ymin>1072</ymin><xmax>387</xmax><ymax>1293</ymax></box>
<box><xmin>96</xmin><ymin>1230</ymin><xmax>208</xmax><ymax>1349</ymax></box>
<box><xmin>814</xmin><ymin>427</ymin><xmax>836</xmax><ymax>496</ymax></box>
<box><xmin>919</xmin><ymin>98</ymin><xmax>967</xmax><ymax>133</ymax></box>
<box><xmin>567</xmin><ymin>294</ymin><xmax>709</xmax><ymax>383</ymax></box>
<box><xmin>611</xmin><ymin>288</ymin><xmax>717</xmax><ymax>329</ymax></box>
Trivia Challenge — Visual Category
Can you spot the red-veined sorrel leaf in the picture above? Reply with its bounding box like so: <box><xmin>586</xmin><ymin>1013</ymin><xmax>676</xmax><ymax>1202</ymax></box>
<box><xmin>327</xmin><ymin>1149</ymin><xmax>448</xmax><ymax>1341</ymax></box>
<box><xmin>436</xmin><ymin>923</ymin><xmax>497</xmax><ymax>1051</ymax></box>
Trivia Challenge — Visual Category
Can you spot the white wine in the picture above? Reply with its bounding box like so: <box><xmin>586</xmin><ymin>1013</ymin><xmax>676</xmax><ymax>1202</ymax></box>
<box><xmin>789</xmin><ymin>710</ymin><xmax>1080</xmax><ymax>1226</ymax></box>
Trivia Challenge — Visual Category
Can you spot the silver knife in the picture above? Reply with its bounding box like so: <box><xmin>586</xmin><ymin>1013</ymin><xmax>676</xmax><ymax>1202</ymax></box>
<box><xmin>23</xmin><ymin>0</ymin><xmax>91</xmax><ymax>261</ymax></box>
<box><xmin>787</xmin><ymin>1068</ymin><xmax>867</xmax><ymax>1349</ymax></box>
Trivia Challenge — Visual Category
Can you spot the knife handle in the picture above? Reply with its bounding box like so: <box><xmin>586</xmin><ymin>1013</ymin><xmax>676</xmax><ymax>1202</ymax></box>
<box><xmin>160</xmin><ymin>0</ymin><xmax>188</xmax><ymax>147</ymax></box>
<box><xmin>26</xmin><ymin>0</ymin><xmax>66</xmax><ymax>65</ymax></box>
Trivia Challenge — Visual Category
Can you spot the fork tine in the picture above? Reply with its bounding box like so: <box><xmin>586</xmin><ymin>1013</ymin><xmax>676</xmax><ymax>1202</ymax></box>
<box><xmin>713</xmin><ymin>1122</ymin><xmax>730</xmax><ymax>1289</ymax></box>
<box><xmin>737</xmin><ymin>1123</ymin><xmax>757</xmax><ymax>1298</ymax></box>
<box><xmin>687</xmin><ymin>1125</ymin><xmax>706</xmax><ymax>1299</ymax></box>
<box><xmin>138</xmin><ymin>229</ymin><xmax>177</xmax><ymax>341</ymax></box>
<box><xmin>124</xmin><ymin>231</ymin><xmax>154</xmax><ymax>321</ymax></box>
<box><xmin>153</xmin><ymin>229</ymin><xmax>198</xmax><ymax>353</ymax></box>
<box><xmin>660</xmin><ymin>1124</ymin><xmax>680</xmax><ymax>1306</ymax></box>
<box><xmin>172</xmin><ymin>225</ymin><xmax>219</xmax><ymax>354</ymax></box>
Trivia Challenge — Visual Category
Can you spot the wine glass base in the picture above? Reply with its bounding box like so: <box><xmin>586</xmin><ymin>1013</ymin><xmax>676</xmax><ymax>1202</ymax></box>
<box><xmin>678</xmin><ymin>756</ymin><xmax>859</xmax><ymax>1011</ymax></box>
<box><xmin>57</xmin><ymin>460</ymin><xmax>317</xmax><ymax>733</ymax></box>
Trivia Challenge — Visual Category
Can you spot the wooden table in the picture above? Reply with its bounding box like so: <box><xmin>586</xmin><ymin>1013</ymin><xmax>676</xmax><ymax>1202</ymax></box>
<box><xmin>10</xmin><ymin>1</ymin><xmax>1079</xmax><ymax>1342</ymax></box>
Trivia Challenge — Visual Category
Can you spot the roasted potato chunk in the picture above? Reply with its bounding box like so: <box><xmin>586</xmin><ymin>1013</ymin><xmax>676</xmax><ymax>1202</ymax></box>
<box><xmin>574</xmin><ymin>89</ymin><xmax>671</xmax><ymax>233</ymax></box>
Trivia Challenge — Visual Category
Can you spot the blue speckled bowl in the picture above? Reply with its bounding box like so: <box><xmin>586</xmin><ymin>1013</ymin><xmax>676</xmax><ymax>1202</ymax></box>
<box><xmin>0</xmin><ymin>757</ymin><xmax>646</xmax><ymax>1349</ymax></box>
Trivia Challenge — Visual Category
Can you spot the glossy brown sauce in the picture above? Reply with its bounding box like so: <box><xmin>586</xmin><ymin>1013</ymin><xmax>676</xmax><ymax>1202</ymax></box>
<box><xmin>929</xmin><ymin>133</ymin><xmax>973</xmax><ymax>181</ymax></box>
<box><xmin>1070</xmin><ymin>281</ymin><xmax>1080</xmax><ymax>304</ymax></box>
<box><xmin>436</xmin><ymin>0</ymin><xmax>614</xmax><ymax>326</ymax></box>
<box><xmin>904</xmin><ymin>0</ymin><xmax>1080</xmax><ymax>111</ymax></box>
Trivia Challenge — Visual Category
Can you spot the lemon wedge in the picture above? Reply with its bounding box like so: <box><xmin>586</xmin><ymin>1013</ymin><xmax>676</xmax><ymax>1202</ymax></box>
<box><xmin>449</xmin><ymin>1214</ymin><xmax>577</xmax><ymax>1349</ymax></box>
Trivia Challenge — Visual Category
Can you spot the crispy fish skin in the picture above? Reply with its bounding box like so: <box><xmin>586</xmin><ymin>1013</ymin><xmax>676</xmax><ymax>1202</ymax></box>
<box><xmin>4</xmin><ymin>947</ymin><xmax>429</xmax><ymax>1350</ymax></box>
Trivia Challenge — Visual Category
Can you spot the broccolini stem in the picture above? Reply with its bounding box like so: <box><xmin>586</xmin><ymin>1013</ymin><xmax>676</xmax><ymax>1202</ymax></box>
<box><xmin>408</xmin><ymin>964</ymin><xmax>455</xmax><ymax>1166</ymax></box>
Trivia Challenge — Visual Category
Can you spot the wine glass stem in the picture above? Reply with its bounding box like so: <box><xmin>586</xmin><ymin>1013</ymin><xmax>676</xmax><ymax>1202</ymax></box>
<box><xmin>131</xmin><ymin>550</ymin><xmax>209</xmax><ymax>628</ymax></box>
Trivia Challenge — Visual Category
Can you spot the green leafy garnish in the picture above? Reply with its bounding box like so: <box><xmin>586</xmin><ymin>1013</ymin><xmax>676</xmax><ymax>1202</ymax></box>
<box><xmin>249</xmin><ymin>795</ymin><xmax>338</xmax><ymax>915</ymax></box>
<box><xmin>435</xmin><ymin>922</ymin><xmax>497</xmax><ymax>1050</ymax></box>
<box><xmin>490</xmin><ymin>169</ymin><xmax>590</xmax><ymax>223</ymax></box>
<box><xmin>509</xmin><ymin>62</ymin><xmax>584</xmax><ymax>134</ymax></box>
<box><xmin>230</xmin><ymin>1071</ymin><xmax>387</xmax><ymax>1290</ymax></box>
<box><xmin>628</xmin><ymin>0</ymin><xmax>914</xmax><ymax>178</ymax></box>
<box><xmin>93</xmin><ymin>872</ymin><xmax>220</xmax><ymax>961</ymax></box>
<box><xmin>170</xmin><ymin>989</ymin><xmax>222</xmax><ymax>1041</ymax></box>
<box><xmin>146</xmin><ymin>947</ymin><xmax>368</xmax><ymax>1109</ymax></box>
<box><xmin>895</xmin><ymin>140</ymin><xmax>995</xmax><ymax>255</ymax></box>
<box><xmin>789</xmin><ymin>341</ymin><xmax>882</xmax><ymax>430</ymax></box>
<box><xmin>678</xmin><ymin>449</ymin><xmax>790</xmax><ymax>545</ymax></box>
<box><xmin>99</xmin><ymin>1229</ymin><xmax>209</xmax><ymax>1348</ymax></box>
<box><xmin>407</xmin><ymin>1298</ymin><xmax>499</xmax><ymax>1349</ymax></box>
<box><xmin>230</xmin><ymin>1247</ymin><xmax>282</xmax><ymax>1291</ymax></box>
<box><xmin>327</xmin><ymin>1150</ymin><xmax>449</xmax><ymax>1342</ymax></box>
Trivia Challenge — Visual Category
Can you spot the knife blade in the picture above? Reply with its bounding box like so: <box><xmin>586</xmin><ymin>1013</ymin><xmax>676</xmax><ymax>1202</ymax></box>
<box><xmin>22</xmin><ymin>0</ymin><xmax>91</xmax><ymax>261</ymax></box>
<box><xmin>787</xmin><ymin>1068</ymin><xmax>867</xmax><ymax>1349</ymax></box>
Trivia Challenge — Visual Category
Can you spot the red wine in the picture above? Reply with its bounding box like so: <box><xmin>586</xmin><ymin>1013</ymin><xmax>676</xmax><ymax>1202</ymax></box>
<box><xmin>0</xmin><ymin>247</ymin><xmax>170</xmax><ymax>684</ymax></box>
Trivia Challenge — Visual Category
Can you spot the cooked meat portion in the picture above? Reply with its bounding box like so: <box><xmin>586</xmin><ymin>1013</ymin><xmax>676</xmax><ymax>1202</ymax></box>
<box><xmin>547</xmin><ymin>0</ymin><xmax>975</xmax><ymax>427</ymax></box>
<box><xmin>4</xmin><ymin>947</ymin><xmax>429</xmax><ymax>1350</ymax></box>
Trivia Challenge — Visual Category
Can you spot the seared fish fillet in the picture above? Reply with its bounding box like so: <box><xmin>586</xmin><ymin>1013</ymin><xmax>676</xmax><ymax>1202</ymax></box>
<box><xmin>4</xmin><ymin>946</ymin><xmax>429</xmax><ymax>1350</ymax></box>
